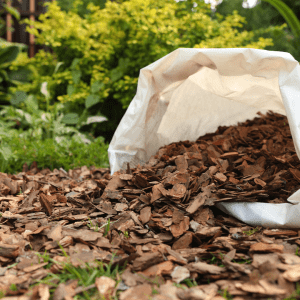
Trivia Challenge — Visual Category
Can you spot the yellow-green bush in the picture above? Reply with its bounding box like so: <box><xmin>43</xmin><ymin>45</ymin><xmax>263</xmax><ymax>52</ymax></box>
<box><xmin>13</xmin><ymin>0</ymin><xmax>281</xmax><ymax>140</ymax></box>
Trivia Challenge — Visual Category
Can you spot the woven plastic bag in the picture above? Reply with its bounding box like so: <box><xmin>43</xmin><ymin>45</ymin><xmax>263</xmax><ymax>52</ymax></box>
<box><xmin>108</xmin><ymin>48</ymin><xmax>300</xmax><ymax>228</ymax></box>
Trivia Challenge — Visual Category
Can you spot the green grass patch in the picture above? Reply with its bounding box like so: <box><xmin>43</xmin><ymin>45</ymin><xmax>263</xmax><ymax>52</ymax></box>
<box><xmin>0</xmin><ymin>135</ymin><xmax>109</xmax><ymax>174</ymax></box>
<box><xmin>34</xmin><ymin>250</ymin><xmax>124</xmax><ymax>300</ymax></box>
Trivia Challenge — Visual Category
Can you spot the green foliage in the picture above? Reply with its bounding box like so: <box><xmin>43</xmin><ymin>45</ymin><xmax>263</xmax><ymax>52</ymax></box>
<box><xmin>182</xmin><ymin>278</ymin><xmax>198</xmax><ymax>288</ymax></box>
<box><xmin>261</xmin><ymin>0</ymin><xmax>300</xmax><ymax>38</ymax></box>
<box><xmin>36</xmin><ymin>249</ymin><xmax>121</xmax><ymax>300</ymax></box>
<box><xmin>0</xmin><ymin>78</ymin><xmax>109</xmax><ymax>174</ymax></box>
<box><xmin>216</xmin><ymin>0</ymin><xmax>300</xmax><ymax>60</ymax></box>
<box><xmin>55</xmin><ymin>0</ymin><xmax>107</xmax><ymax>17</ymax></box>
<box><xmin>0</xmin><ymin>43</ymin><xmax>32</xmax><ymax>104</ymax></box>
<box><xmin>0</xmin><ymin>0</ymin><xmax>21</xmax><ymax>37</ymax></box>
<box><xmin>0</xmin><ymin>132</ymin><xmax>109</xmax><ymax>173</ymax></box>
<box><xmin>16</xmin><ymin>0</ymin><xmax>277</xmax><ymax>141</ymax></box>
<box><xmin>87</xmin><ymin>218</ymin><xmax>100</xmax><ymax>232</ymax></box>
<box><xmin>103</xmin><ymin>218</ymin><xmax>111</xmax><ymax>237</ymax></box>
<box><xmin>9</xmin><ymin>284</ymin><xmax>17</xmax><ymax>292</ymax></box>
<box><xmin>243</xmin><ymin>227</ymin><xmax>260</xmax><ymax>236</ymax></box>
<box><xmin>219</xmin><ymin>288</ymin><xmax>233</xmax><ymax>300</ymax></box>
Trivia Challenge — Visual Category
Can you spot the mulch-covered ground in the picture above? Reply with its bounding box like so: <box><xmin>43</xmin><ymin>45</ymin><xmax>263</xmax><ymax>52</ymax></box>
<box><xmin>1</xmin><ymin>111</ymin><xmax>300</xmax><ymax>300</ymax></box>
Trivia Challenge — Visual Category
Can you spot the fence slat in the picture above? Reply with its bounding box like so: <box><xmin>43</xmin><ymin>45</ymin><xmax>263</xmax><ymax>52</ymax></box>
<box><xmin>2</xmin><ymin>0</ymin><xmax>52</xmax><ymax>57</ymax></box>
<box><xmin>29</xmin><ymin>0</ymin><xmax>34</xmax><ymax>57</ymax></box>
<box><xmin>6</xmin><ymin>0</ymin><xmax>12</xmax><ymax>42</ymax></box>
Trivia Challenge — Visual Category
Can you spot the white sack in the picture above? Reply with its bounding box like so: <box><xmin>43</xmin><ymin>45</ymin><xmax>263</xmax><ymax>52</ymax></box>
<box><xmin>108</xmin><ymin>48</ymin><xmax>300</xmax><ymax>228</ymax></box>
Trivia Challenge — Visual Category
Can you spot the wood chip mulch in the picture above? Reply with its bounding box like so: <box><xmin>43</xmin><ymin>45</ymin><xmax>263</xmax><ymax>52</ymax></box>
<box><xmin>1</xmin><ymin>111</ymin><xmax>300</xmax><ymax>300</ymax></box>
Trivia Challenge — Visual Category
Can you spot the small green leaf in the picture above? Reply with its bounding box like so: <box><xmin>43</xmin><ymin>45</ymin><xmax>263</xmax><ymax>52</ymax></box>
<box><xmin>0</xmin><ymin>146</ymin><xmax>12</xmax><ymax>161</ymax></box>
<box><xmin>72</xmin><ymin>70</ymin><xmax>82</xmax><ymax>85</ymax></box>
<box><xmin>262</xmin><ymin>0</ymin><xmax>300</xmax><ymax>38</ymax></box>
<box><xmin>10</xmin><ymin>91</ymin><xmax>27</xmax><ymax>106</ymax></box>
<box><xmin>91</xmin><ymin>81</ymin><xmax>104</xmax><ymax>93</ymax></box>
<box><xmin>53</xmin><ymin>62</ymin><xmax>64</xmax><ymax>74</ymax></box>
<box><xmin>25</xmin><ymin>95</ymin><xmax>39</xmax><ymax>113</ymax></box>
<box><xmin>7</xmin><ymin>67</ymin><xmax>33</xmax><ymax>83</ymax></box>
<box><xmin>67</xmin><ymin>84</ymin><xmax>75</xmax><ymax>96</ymax></box>
<box><xmin>0</xmin><ymin>46</ymin><xmax>19</xmax><ymax>65</ymax></box>
<box><xmin>85</xmin><ymin>94</ymin><xmax>100</xmax><ymax>109</ymax></box>
<box><xmin>70</xmin><ymin>58</ymin><xmax>80</xmax><ymax>69</ymax></box>
<box><xmin>3</xmin><ymin>5</ymin><xmax>20</xmax><ymax>20</ymax></box>
<box><xmin>61</xmin><ymin>113</ymin><xmax>79</xmax><ymax>124</ymax></box>
<box><xmin>110</xmin><ymin>68</ymin><xmax>123</xmax><ymax>82</ymax></box>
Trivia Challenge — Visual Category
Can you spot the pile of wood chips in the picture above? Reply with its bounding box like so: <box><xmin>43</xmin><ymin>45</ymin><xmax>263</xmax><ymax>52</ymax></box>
<box><xmin>1</xmin><ymin>111</ymin><xmax>300</xmax><ymax>300</ymax></box>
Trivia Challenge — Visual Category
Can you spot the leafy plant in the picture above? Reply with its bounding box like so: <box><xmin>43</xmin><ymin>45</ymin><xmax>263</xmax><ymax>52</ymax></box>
<box><xmin>0</xmin><ymin>44</ymin><xmax>32</xmax><ymax>104</ymax></box>
<box><xmin>18</xmin><ymin>0</ymin><xmax>278</xmax><ymax>141</ymax></box>
<box><xmin>261</xmin><ymin>0</ymin><xmax>300</xmax><ymax>39</ymax></box>
<box><xmin>216</xmin><ymin>0</ymin><xmax>300</xmax><ymax>61</ymax></box>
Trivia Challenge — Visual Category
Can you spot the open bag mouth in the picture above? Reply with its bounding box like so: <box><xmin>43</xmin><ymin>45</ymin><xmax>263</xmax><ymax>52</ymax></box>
<box><xmin>108</xmin><ymin>48</ymin><xmax>300</xmax><ymax>228</ymax></box>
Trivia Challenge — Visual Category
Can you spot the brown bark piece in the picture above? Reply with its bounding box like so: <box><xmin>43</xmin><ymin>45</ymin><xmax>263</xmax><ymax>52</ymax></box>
<box><xmin>139</xmin><ymin>206</ymin><xmax>151</xmax><ymax>224</ymax></box>
<box><xmin>172</xmin><ymin>209</ymin><xmax>185</xmax><ymax>225</ymax></box>
<box><xmin>250</xmin><ymin>243</ymin><xmax>284</xmax><ymax>253</ymax></box>
<box><xmin>52</xmin><ymin>281</ymin><xmax>77</xmax><ymax>300</ymax></box>
<box><xmin>289</xmin><ymin>168</ymin><xmax>300</xmax><ymax>183</ymax></box>
<box><xmin>283</xmin><ymin>266</ymin><xmax>300</xmax><ymax>282</ymax></box>
<box><xmin>175</xmin><ymin>155</ymin><xmax>188</xmax><ymax>172</ymax></box>
<box><xmin>47</xmin><ymin>225</ymin><xmax>62</xmax><ymax>241</ymax></box>
<box><xmin>3</xmin><ymin>178</ymin><xmax>18</xmax><ymax>194</ymax></box>
<box><xmin>171</xmin><ymin>266</ymin><xmax>190</xmax><ymax>283</ymax></box>
<box><xmin>168</xmin><ymin>183</ymin><xmax>187</xmax><ymax>199</ymax></box>
<box><xmin>170</xmin><ymin>216</ymin><xmax>189</xmax><ymax>238</ymax></box>
<box><xmin>172</xmin><ymin>232</ymin><xmax>193</xmax><ymax>250</ymax></box>
<box><xmin>0</xmin><ymin>243</ymin><xmax>19</xmax><ymax>258</ymax></box>
<box><xmin>119</xmin><ymin>283</ymin><xmax>152</xmax><ymax>300</ymax></box>
<box><xmin>196</xmin><ymin>226</ymin><xmax>222</xmax><ymax>238</ymax></box>
<box><xmin>132</xmin><ymin>252</ymin><xmax>164</xmax><ymax>271</ymax></box>
<box><xmin>141</xmin><ymin>261</ymin><xmax>174</xmax><ymax>277</ymax></box>
<box><xmin>214</xmin><ymin>173</ymin><xmax>227</xmax><ymax>183</ymax></box>
<box><xmin>119</xmin><ymin>174</ymin><xmax>133</xmax><ymax>181</ymax></box>
<box><xmin>95</xmin><ymin>276</ymin><xmax>116</xmax><ymax>299</ymax></box>
<box><xmin>263</xmin><ymin>230</ymin><xmax>297</xmax><ymax>237</ymax></box>
<box><xmin>188</xmin><ymin>262</ymin><xmax>225</xmax><ymax>274</ymax></box>
<box><xmin>186</xmin><ymin>187</ymin><xmax>212</xmax><ymax>214</ymax></box>
<box><xmin>39</xmin><ymin>193</ymin><xmax>53</xmax><ymax>216</ymax></box>
<box><xmin>151</xmin><ymin>183</ymin><xmax>163</xmax><ymax>203</ymax></box>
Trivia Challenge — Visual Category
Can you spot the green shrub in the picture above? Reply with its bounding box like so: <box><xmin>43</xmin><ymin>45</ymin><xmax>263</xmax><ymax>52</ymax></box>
<box><xmin>0</xmin><ymin>42</ymin><xmax>32</xmax><ymax>105</ymax></box>
<box><xmin>14</xmin><ymin>0</ymin><xmax>283</xmax><ymax>140</ymax></box>
<box><xmin>0</xmin><ymin>88</ymin><xmax>109</xmax><ymax>173</ymax></box>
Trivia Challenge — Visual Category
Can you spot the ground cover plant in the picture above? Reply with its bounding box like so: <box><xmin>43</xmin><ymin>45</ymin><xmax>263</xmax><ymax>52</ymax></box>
<box><xmin>1</xmin><ymin>112</ymin><xmax>300</xmax><ymax>299</ymax></box>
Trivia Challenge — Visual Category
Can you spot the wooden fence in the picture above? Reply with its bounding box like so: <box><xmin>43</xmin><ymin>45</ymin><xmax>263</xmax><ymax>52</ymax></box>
<box><xmin>1</xmin><ymin>0</ymin><xmax>53</xmax><ymax>57</ymax></box>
